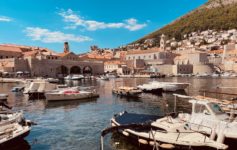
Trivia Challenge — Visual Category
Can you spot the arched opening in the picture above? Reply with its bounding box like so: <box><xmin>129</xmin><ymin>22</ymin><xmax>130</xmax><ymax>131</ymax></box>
<box><xmin>70</xmin><ymin>66</ymin><xmax>81</xmax><ymax>74</ymax></box>
<box><xmin>56</xmin><ymin>65</ymin><xmax>68</xmax><ymax>75</ymax></box>
<box><xmin>83</xmin><ymin>66</ymin><xmax>92</xmax><ymax>75</ymax></box>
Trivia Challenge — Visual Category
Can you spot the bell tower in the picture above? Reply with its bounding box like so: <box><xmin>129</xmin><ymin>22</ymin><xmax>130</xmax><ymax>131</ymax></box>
<box><xmin>64</xmin><ymin>42</ymin><xmax>70</xmax><ymax>53</ymax></box>
<box><xmin>160</xmin><ymin>34</ymin><xmax>166</xmax><ymax>51</ymax></box>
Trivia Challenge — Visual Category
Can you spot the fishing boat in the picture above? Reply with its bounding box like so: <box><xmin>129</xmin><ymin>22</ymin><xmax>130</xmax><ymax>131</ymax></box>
<box><xmin>104</xmin><ymin>111</ymin><xmax>228</xmax><ymax>150</ymax></box>
<box><xmin>45</xmin><ymin>88</ymin><xmax>99</xmax><ymax>101</ymax></box>
<box><xmin>112</xmin><ymin>86</ymin><xmax>142</xmax><ymax>97</ymax></box>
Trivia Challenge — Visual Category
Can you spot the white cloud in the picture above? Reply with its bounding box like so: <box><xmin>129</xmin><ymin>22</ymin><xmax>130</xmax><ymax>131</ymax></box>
<box><xmin>0</xmin><ymin>16</ymin><xmax>13</xmax><ymax>22</ymax></box>
<box><xmin>58</xmin><ymin>9</ymin><xmax>147</xmax><ymax>31</ymax></box>
<box><xmin>25</xmin><ymin>27</ymin><xmax>92</xmax><ymax>43</ymax></box>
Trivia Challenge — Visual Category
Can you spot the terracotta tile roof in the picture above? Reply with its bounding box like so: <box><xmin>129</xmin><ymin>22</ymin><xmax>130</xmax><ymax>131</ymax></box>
<box><xmin>0</xmin><ymin>45</ymin><xmax>22</xmax><ymax>53</ymax></box>
<box><xmin>127</xmin><ymin>47</ymin><xmax>161</xmax><ymax>55</ymax></box>
<box><xmin>208</xmin><ymin>50</ymin><xmax>224</xmax><ymax>54</ymax></box>
<box><xmin>104</xmin><ymin>60</ymin><xmax>126</xmax><ymax>65</ymax></box>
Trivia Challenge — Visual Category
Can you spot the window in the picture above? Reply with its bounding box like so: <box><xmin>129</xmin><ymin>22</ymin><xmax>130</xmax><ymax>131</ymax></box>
<box><xmin>208</xmin><ymin>103</ymin><xmax>224</xmax><ymax>115</ymax></box>
<box><xmin>194</xmin><ymin>103</ymin><xmax>209</xmax><ymax>114</ymax></box>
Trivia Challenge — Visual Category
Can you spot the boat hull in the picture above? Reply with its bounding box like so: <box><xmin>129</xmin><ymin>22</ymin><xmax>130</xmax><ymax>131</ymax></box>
<box><xmin>45</xmin><ymin>93</ymin><xmax>99</xmax><ymax>101</ymax></box>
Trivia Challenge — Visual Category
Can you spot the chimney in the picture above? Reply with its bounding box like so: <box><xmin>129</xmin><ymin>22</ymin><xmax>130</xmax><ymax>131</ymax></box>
<box><xmin>64</xmin><ymin>42</ymin><xmax>70</xmax><ymax>53</ymax></box>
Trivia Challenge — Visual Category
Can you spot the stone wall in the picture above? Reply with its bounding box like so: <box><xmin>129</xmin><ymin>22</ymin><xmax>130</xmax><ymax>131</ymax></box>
<box><xmin>193</xmin><ymin>64</ymin><xmax>214</xmax><ymax>74</ymax></box>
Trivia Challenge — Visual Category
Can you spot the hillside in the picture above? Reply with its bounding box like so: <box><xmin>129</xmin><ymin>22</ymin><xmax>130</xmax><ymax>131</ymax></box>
<box><xmin>134</xmin><ymin>0</ymin><xmax>237</xmax><ymax>44</ymax></box>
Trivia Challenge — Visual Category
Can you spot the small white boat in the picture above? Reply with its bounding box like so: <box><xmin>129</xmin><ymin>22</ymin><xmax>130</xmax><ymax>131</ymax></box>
<box><xmin>0</xmin><ymin>122</ymin><xmax>31</xmax><ymax>144</ymax></box>
<box><xmin>137</xmin><ymin>84</ymin><xmax>163</xmax><ymax>94</ymax></box>
<box><xmin>139</xmin><ymin>81</ymin><xmax>189</xmax><ymax>92</ymax></box>
<box><xmin>71</xmin><ymin>75</ymin><xmax>84</xmax><ymax>80</ymax></box>
<box><xmin>46</xmin><ymin>78</ymin><xmax>59</xmax><ymax>83</ymax></box>
<box><xmin>64</xmin><ymin>75</ymin><xmax>84</xmax><ymax>80</ymax></box>
<box><xmin>0</xmin><ymin>94</ymin><xmax>8</xmax><ymax>101</ymax></box>
<box><xmin>112</xmin><ymin>86</ymin><xmax>142</xmax><ymax>97</ymax></box>
<box><xmin>45</xmin><ymin>89</ymin><xmax>99</xmax><ymax>101</ymax></box>
<box><xmin>98</xmin><ymin>76</ymin><xmax>109</xmax><ymax>81</ymax></box>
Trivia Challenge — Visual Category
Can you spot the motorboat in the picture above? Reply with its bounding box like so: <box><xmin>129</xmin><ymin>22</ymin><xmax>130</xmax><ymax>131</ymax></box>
<box><xmin>23</xmin><ymin>81</ymin><xmax>57</xmax><ymax>99</ymax></box>
<box><xmin>165</xmin><ymin>94</ymin><xmax>237</xmax><ymax>143</ymax></box>
<box><xmin>107</xmin><ymin>111</ymin><xmax>227</xmax><ymax>150</ymax></box>
<box><xmin>98</xmin><ymin>76</ymin><xmax>109</xmax><ymax>81</ymax></box>
<box><xmin>71</xmin><ymin>75</ymin><xmax>84</xmax><ymax>80</ymax></box>
<box><xmin>196</xmin><ymin>73</ymin><xmax>210</xmax><ymax>77</ymax></box>
<box><xmin>137</xmin><ymin>84</ymin><xmax>163</xmax><ymax>94</ymax></box>
<box><xmin>46</xmin><ymin>78</ymin><xmax>59</xmax><ymax>83</ymax></box>
<box><xmin>112</xmin><ymin>86</ymin><xmax>142</xmax><ymax>97</ymax></box>
<box><xmin>151</xmin><ymin>81</ymin><xmax>189</xmax><ymax>92</ymax></box>
<box><xmin>138</xmin><ymin>81</ymin><xmax>189</xmax><ymax>92</ymax></box>
<box><xmin>11</xmin><ymin>86</ymin><xmax>24</xmax><ymax>92</ymax></box>
<box><xmin>64</xmin><ymin>75</ymin><xmax>84</xmax><ymax>80</ymax></box>
<box><xmin>0</xmin><ymin>122</ymin><xmax>31</xmax><ymax>145</ymax></box>
<box><xmin>0</xmin><ymin>94</ymin><xmax>8</xmax><ymax>101</ymax></box>
<box><xmin>45</xmin><ymin>89</ymin><xmax>99</xmax><ymax>101</ymax></box>
<box><xmin>0</xmin><ymin>103</ymin><xmax>33</xmax><ymax>145</ymax></box>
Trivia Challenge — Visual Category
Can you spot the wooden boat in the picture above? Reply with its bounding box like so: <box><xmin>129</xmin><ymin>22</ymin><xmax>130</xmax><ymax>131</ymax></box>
<box><xmin>112</xmin><ymin>86</ymin><xmax>142</xmax><ymax>97</ymax></box>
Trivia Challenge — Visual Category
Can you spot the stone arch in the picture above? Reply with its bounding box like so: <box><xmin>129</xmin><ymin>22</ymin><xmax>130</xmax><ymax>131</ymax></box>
<box><xmin>83</xmin><ymin>66</ymin><xmax>93</xmax><ymax>74</ymax></box>
<box><xmin>56</xmin><ymin>65</ymin><xmax>68</xmax><ymax>75</ymax></box>
<box><xmin>70</xmin><ymin>66</ymin><xmax>81</xmax><ymax>74</ymax></box>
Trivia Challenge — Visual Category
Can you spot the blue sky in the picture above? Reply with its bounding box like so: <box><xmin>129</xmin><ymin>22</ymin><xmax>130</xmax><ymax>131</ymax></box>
<box><xmin>0</xmin><ymin>0</ymin><xmax>207</xmax><ymax>53</ymax></box>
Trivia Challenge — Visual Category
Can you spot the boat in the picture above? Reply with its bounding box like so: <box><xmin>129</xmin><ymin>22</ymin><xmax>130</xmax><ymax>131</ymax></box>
<box><xmin>112</xmin><ymin>86</ymin><xmax>142</xmax><ymax>97</ymax></box>
<box><xmin>0</xmin><ymin>94</ymin><xmax>8</xmax><ymax>101</ymax></box>
<box><xmin>152</xmin><ymin>81</ymin><xmax>189</xmax><ymax>92</ymax></box>
<box><xmin>64</xmin><ymin>75</ymin><xmax>84</xmax><ymax>80</ymax></box>
<box><xmin>0</xmin><ymin>103</ymin><xmax>33</xmax><ymax>145</ymax></box>
<box><xmin>196</xmin><ymin>73</ymin><xmax>210</xmax><ymax>77</ymax></box>
<box><xmin>11</xmin><ymin>86</ymin><xmax>24</xmax><ymax>92</ymax></box>
<box><xmin>71</xmin><ymin>75</ymin><xmax>84</xmax><ymax>80</ymax></box>
<box><xmin>23</xmin><ymin>81</ymin><xmax>57</xmax><ymax>99</ymax></box>
<box><xmin>98</xmin><ymin>76</ymin><xmax>109</xmax><ymax>81</ymax></box>
<box><xmin>105</xmin><ymin>111</ymin><xmax>228</xmax><ymax>150</ymax></box>
<box><xmin>0</xmin><ymin>122</ymin><xmax>31</xmax><ymax>145</ymax></box>
<box><xmin>45</xmin><ymin>88</ymin><xmax>99</xmax><ymax>101</ymax></box>
<box><xmin>165</xmin><ymin>94</ymin><xmax>237</xmax><ymax>144</ymax></box>
<box><xmin>137</xmin><ymin>84</ymin><xmax>163</xmax><ymax>94</ymax></box>
<box><xmin>138</xmin><ymin>81</ymin><xmax>189</xmax><ymax>93</ymax></box>
<box><xmin>46</xmin><ymin>78</ymin><xmax>59</xmax><ymax>83</ymax></box>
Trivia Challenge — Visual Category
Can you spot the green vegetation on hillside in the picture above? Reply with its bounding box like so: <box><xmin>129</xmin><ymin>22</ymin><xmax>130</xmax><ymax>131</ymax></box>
<box><xmin>135</xmin><ymin>3</ymin><xmax>237</xmax><ymax>43</ymax></box>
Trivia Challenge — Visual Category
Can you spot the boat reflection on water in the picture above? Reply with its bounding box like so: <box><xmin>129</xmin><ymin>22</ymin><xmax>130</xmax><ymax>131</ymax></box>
<box><xmin>45</xmin><ymin>98</ymin><xmax>97</xmax><ymax>109</ymax></box>
<box><xmin>0</xmin><ymin>139</ymin><xmax>31</xmax><ymax>150</ymax></box>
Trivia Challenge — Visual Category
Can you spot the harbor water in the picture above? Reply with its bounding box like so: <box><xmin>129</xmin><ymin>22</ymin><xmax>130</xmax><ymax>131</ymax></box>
<box><xmin>1</xmin><ymin>77</ymin><xmax>237</xmax><ymax>150</ymax></box>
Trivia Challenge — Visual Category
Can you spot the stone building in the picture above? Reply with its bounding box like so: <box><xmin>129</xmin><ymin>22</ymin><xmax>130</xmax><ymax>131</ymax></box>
<box><xmin>0</xmin><ymin>42</ymin><xmax>104</xmax><ymax>77</ymax></box>
<box><xmin>104</xmin><ymin>60</ymin><xmax>127</xmax><ymax>74</ymax></box>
